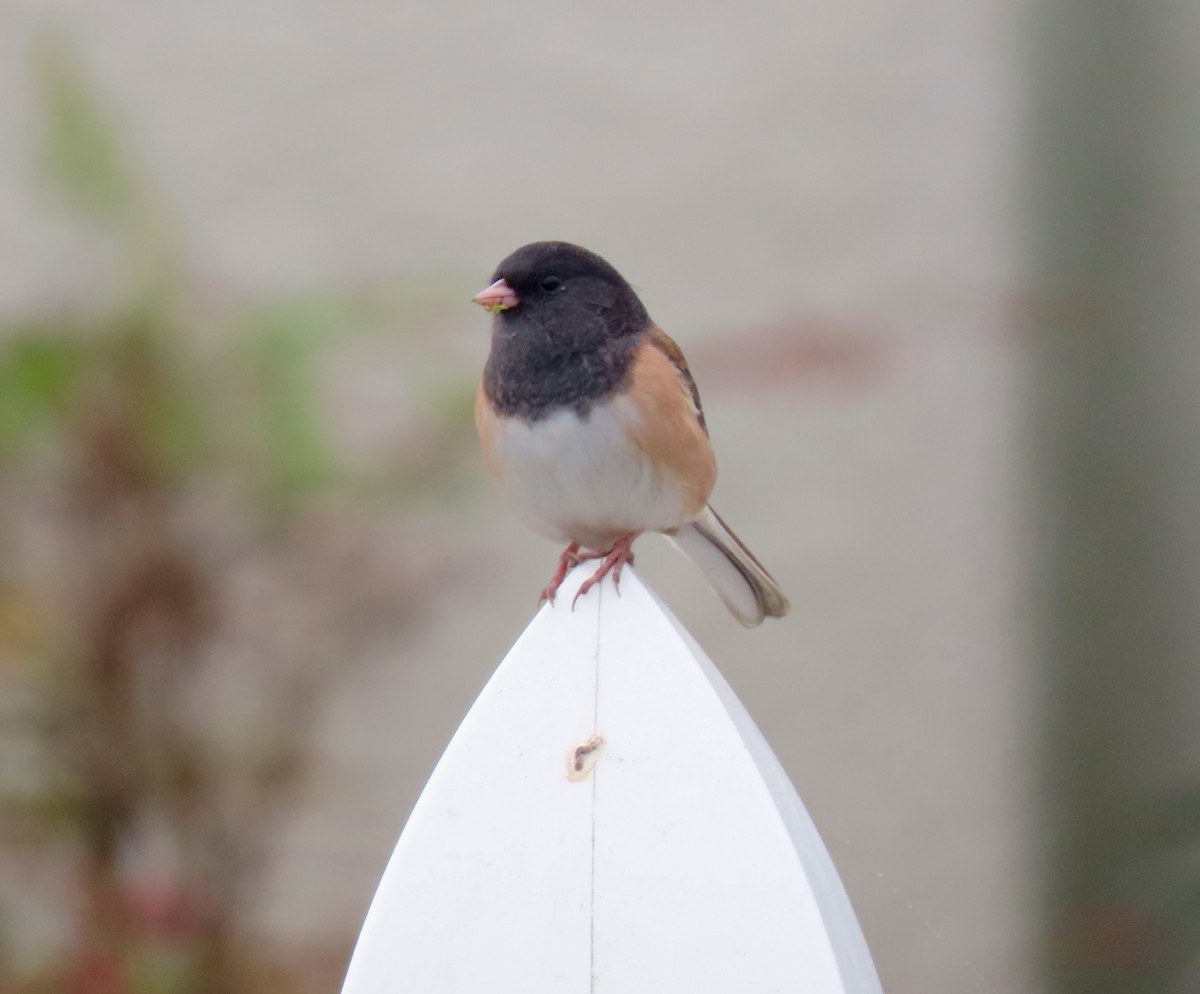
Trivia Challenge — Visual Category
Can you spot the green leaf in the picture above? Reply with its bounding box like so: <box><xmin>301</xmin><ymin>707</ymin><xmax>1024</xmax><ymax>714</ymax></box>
<box><xmin>141</xmin><ymin>366</ymin><xmax>211</xmax><ymax>479</ymax></box>
<box><xmin>33</xmin><ymin>36</ymin><xmax>136</xmax><ymax>220</ymax></box>
<box><xmin>0</xmin><ymin>333</ymin><xmax>86</xmax><ymax>456</ymax></box>
<box><xmin>237</xmin><ymin>300</ymin><xmax>342</xmax><ymax>499</ymax></box>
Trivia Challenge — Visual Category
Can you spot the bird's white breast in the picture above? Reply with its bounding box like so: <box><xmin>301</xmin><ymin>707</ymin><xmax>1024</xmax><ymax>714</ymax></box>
<box><xmin>489</xmin><ymin>397</ymin><xmax>692</xmax><ymax>549</ymax></box>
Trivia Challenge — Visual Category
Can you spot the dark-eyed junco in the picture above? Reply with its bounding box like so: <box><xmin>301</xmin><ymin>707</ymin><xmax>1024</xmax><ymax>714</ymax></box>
<box><xmin>473</xmin><ymin>241</ymin><xmax>789</xmax><ymax>627</ymax></box>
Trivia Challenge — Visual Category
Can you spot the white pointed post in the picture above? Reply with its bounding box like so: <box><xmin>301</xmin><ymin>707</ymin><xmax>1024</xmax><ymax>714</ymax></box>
<box><xmin>341</xmin><ymin>566</ymin><xmax>882</xmax><ymax>993</ymax></box>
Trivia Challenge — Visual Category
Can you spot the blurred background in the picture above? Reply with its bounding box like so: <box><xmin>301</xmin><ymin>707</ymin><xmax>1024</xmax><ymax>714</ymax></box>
<box><xmin>0</xmin><ymin>2</ymin><xmax>1196</xmax><ymax>992</ymax></box>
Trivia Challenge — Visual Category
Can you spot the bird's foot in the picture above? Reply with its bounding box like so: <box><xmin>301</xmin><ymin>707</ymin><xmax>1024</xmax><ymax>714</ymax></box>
<box><xmin>539</xmin><ymin>543</ymin><xmax>600</xmax><ymax>605</ymax></box>
<box><xmin>571</xmin><ymin>532</ymin><xmax>641</xmax><ymax>609</ymax></box>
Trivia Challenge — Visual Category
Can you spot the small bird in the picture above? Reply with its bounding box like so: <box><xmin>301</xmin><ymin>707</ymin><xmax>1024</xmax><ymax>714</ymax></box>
<box><xmin>473</xmin><ymin>241</ymin><xmax>789</xmax><ymax>627</ymax></box>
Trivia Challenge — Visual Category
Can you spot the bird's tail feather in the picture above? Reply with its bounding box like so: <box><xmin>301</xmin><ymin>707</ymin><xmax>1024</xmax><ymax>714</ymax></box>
<box><xmin>666</xmin><ymin>505</ymin><xmax>790</xmax><ymax>627</ymax></box>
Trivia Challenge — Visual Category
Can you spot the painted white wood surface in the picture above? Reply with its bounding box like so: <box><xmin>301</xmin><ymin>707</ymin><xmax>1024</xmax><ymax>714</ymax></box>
<box><xmin>340</xmin><ymin>565</ymin><xmax>882</xmax><ymax>994</ymax></box>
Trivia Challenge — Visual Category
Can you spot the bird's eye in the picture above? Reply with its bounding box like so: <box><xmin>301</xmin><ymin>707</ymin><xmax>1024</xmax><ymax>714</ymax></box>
<box><xmin>540</xmin><ymin>275</ymin><xmax>563</xmax><ymax>292</ymax></box>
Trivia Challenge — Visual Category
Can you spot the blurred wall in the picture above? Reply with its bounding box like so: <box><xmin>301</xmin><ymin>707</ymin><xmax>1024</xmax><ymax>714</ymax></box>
<box><xmin>1030</xmin><ymin>1</ymin><xmax>1200</xmax><ymax>990</ymax></box>
<box><xmin>0</xmin><ymin>3</ymin><xmax>1036</xmax><ymax>993</ymax></box>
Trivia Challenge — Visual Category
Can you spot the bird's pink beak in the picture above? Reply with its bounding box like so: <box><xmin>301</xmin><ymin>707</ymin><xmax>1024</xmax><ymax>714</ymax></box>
<box><xmin>473</xmin><ymin>278</ymin><xmax>520</xmax><ymax>313</ymax></box>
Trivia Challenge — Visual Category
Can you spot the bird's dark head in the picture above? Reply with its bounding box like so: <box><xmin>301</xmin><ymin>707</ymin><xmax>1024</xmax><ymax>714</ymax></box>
<box><xmin>476</xmin><ymin>242</ymin><xmax>651</xmax><ymax>418</ymax></box>
<box><xmin>473</xmin><ymin>241</ymin><xmax>649</xmax><ymax>342</ymax></box>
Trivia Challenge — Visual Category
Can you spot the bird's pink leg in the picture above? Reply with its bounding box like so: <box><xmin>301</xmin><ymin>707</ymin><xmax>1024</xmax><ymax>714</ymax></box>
<box><xmin>540</xmin><ymin>543</ymin><xmax>592</xmax><ymax>604</ymax></box>
<box><xmin>572</xmin><ymin>532</ymin><xmax>641</xmax><ymax>609</ymax></box>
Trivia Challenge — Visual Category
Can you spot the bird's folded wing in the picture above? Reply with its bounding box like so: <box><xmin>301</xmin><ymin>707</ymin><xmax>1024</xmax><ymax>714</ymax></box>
<box><xmin>646</xmin><ymin>324</ymin><xmax>708</xmax><ymax>435</ymax></box>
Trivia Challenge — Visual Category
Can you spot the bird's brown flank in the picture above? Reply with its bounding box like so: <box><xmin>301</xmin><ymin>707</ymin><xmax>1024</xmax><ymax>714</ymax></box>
<box><xmin>621</xmin><ymin>334</ymin><xmax>717</xmax><ymax>519</ymax></box>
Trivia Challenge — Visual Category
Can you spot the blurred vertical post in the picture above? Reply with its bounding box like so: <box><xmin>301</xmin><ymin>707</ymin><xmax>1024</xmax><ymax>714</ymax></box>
<box><xmin>1030</xmin><ymin>1</ymin><xmax>1200</xmax><ymax>992</ymax></box>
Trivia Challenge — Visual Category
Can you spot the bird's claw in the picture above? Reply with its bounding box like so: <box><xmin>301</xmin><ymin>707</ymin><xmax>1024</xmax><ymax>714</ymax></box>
<box><xmin>569</xmin><ymin>533</ymin><xmax>639</xmax><ymax>610</ymax></box>
<box><xmin>540</xmin><ymin>543</ymin><xmax>592</xmax><ymax>605</ymax></box>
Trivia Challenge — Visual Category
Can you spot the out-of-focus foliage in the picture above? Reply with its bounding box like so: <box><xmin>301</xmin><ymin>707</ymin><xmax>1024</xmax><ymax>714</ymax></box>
<box><xmin>0</xmin><ymin>43</ymin><xmax>475</xmax><ymax>994</ymax></box>
<box><xmin>34</xmin><ymin>39</ymin><xmax>136</xmax><ymax>220</ymax></box>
